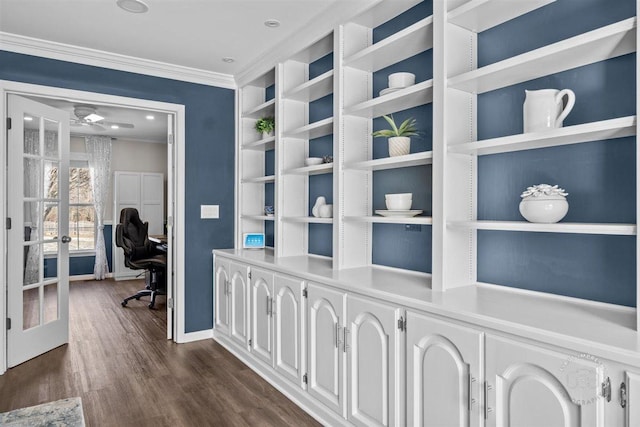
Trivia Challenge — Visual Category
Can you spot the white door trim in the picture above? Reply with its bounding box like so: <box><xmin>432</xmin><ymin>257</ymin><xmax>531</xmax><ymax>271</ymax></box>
<box><xmin>0</xmin><ymin>80</ymin><xmax>189</xmax><ymax>373</ymax></box>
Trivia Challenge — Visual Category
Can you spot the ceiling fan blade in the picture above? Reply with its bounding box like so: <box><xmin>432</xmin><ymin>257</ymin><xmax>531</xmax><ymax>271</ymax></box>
<box><xmin>89</xmin><ymin>123</ymin><xmax>106</xmax><ymax>131</ymax></box>
<box><xmin>103</xmin><ymin>121</ymin><xmax>135</xmax><ymax>129</ymax></box>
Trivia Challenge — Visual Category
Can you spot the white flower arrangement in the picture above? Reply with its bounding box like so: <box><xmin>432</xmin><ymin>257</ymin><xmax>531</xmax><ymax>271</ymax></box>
<box><xmin>520</xmin><ymin>184</ymin><xmax>568</xmax><ymax>199</ymax></box>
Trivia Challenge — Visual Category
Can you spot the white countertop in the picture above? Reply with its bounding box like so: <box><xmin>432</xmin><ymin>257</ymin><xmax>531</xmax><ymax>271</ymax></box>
<box><xmin>214</xmin><ymin>248</ymin><xmax>640</xmax><ymax>367</ymax></box>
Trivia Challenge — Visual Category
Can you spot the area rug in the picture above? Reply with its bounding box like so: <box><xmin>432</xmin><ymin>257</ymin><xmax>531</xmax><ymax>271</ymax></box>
<box><xmin>0</xmin><ymin>397</ymin><xmax>85</xmax><ymax>426</ymax></box>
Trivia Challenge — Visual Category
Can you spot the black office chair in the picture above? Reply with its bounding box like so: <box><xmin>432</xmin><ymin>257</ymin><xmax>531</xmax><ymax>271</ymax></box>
<box><xmin>115</xmin><ymin>208</ymin><xmax>166</xmax><ymax>309</ymax></box>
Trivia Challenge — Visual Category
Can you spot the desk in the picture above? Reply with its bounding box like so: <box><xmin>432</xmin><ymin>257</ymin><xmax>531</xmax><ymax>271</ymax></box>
<box><xmin>149</xmin><ymin>235</ymin><xmax>167</xmax><ymax>244</ymax></box>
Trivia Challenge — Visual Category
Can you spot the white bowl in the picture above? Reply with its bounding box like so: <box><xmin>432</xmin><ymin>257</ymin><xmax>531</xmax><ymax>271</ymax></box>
<box><xmin>385</xmin><ymin>193</ymin><xmax>412</xmax><ymax>210</ymax></box>
<box><xmin>519</xmin><ymin>196</ymin><xmax>568</xmax><ymax>223</ymax></box>
<box><xmin>305</xmin><ymin>157</ymin><xmax>323</xmax><ymax>166</ymax></box>
<box><xmin>388</xmin><ymin>72</ymin><xmax>415</xmax><ymax>88</ymax></box>
<box><xmin>385</xmin><ymin>193</ymin><xmax>412</xmax><ymax>200</ymax></box>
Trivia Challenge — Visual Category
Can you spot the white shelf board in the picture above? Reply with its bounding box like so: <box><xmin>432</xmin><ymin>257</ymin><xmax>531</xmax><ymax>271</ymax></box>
<box><xmin>241</xmin><ymin>175</ymin><xmax>275</xmax><ymax>184</ymax></box>
<box><xmin>242</xmin><ymin>99</ymin><xmax>276</xmax><ymax>119</ymax></box>
<box><xmin>448</xmin><ymin>18</ymin><xmax>636</xmax><ymax>94</ymax></box>
<box><xmin>241</xmin><ymin>215</ymin><xmax>275</xmax><ymax>222</ymax></box>
<box><xmin>448</xmin><ymin>116</ymin><xmax>637</xmax><ymax>156</ymax></box>
<box><xmin>282</xmin><ymin>216</ymin><xmax>333</xmax><ymax>224</ymax></box>
<box><xmin>283</xmin><ymin>117</ymin><xmax>334</xmax><ymax>139</ymax></box>
<box><xmin>448</xmin><ymin>0</ymin><xmax>555</xmax><ymax>33</ymax></box>
<box><xmin>283</xmin><ymin>70</ymin><xmax>334</xmax><ymax>102</ymax></box>
<box><xmin>344</xmin><ymin>16</ymin><xmax>434</xmax><ymax>72</ymax></box>
<box><xmin>284</xmin><ymin>163</ymin><xmax>333</xmax><ymax>176</ymax></box>
<box><xmin>242</xmin><ymin>136</ymin><xmax>276</xmax><ymax>151</ymax></box>
<box><xmin>346</xmin><ymin>215</ymin><xmax>433</xmax><ymax>225</ymax></box>
<box><xmin>346</xmin><ymin>151</ymin><xmax>433</xmax><ymax>171</ymax></box>
<box><xmin>344</xmin><ymin>80</ymin><xmax>434</xmax><ymax>118</ymax></box>
<box><xmin>449</xmin><ymin>220</ymin><xmax>637</xmax><ymax>236</ymax></box>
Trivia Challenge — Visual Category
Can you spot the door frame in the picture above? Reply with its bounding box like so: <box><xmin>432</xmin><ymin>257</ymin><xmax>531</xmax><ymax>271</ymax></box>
<box><xmin>0</xmin><ymin>80</ymin><xmax>188</xmax><ymax>373</ymax></box>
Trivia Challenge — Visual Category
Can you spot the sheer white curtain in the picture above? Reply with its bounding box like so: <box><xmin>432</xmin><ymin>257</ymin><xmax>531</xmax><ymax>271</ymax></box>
<box><xmin>23</xmin><ymin>130</ymin><xmax>41</xmax><ymax>285</ymax></box>
<box><xmin>85</xmin><ymin>136</ymin><xmax>112</xmax><ymax>280</ymax></box>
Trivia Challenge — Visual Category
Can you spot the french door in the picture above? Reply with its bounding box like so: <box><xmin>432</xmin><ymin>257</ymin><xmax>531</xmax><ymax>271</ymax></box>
<box><xmin>7</xmin><ymin>94</ymin><xmax>70</xmax><ymax>367</ymax></box>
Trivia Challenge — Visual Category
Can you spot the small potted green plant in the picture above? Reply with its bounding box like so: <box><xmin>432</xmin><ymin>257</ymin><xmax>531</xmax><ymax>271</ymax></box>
<box><xmin>255</xmin><ymin>117</ymin><xmax>275</xmax><ymax>139</ymax></box>
<box><xmin>372</xmin><ymin>115</ymin><xmax>419</xmax><ymax>157</ymax></box>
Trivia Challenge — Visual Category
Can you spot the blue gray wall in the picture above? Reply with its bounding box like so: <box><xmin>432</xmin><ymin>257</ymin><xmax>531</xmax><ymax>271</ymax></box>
<box><xmin>1</xmin><ymin>51</ymin><xmax>236</xmax><ymax>331</ymax></box>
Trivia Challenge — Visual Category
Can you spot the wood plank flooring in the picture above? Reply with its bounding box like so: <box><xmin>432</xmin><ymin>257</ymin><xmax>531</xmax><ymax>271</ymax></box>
<box><xmin>0</xmin><ymin>279</ymin><xmax>320</xmax><ymax>427</ymax></box>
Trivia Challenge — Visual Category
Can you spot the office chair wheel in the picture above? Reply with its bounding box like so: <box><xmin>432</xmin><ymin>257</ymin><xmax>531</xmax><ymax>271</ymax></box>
<box><xmin>121</xmin><ymin>301</ymin><xmax>127</xmax><ymax>307</ymax></box>
<box><xmin>148</xmin><ymin>302</ymin><xmax>154</xmax><ymax>309</ymax></box>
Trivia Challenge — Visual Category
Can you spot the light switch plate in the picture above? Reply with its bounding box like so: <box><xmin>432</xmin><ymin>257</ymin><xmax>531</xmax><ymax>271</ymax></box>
<box><xmin>201</xmin><ymin>205</ymin><xmax>219</xmax><ymax>219</ymax></box>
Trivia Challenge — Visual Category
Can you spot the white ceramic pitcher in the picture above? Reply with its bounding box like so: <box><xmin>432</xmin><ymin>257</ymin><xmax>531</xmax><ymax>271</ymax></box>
<box><xmin>523</xmin><ymin>89</ymin><xmax>575</xmax><ymax>132</ymax></box>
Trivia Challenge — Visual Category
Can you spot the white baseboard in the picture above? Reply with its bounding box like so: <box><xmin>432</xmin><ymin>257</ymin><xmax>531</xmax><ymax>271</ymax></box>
<box><xmin>213</xmin><ymin>331</ymin><xmax>351</xmax><ymax>427</ymax></box>
<box><xmin>177</xmin><ymin>328</ymin><xmax>213</xmax><ymax>343</ymax></box>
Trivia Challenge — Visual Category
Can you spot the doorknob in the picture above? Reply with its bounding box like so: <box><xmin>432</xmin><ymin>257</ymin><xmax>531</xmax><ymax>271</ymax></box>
<box><xmin>60</xmin><ymin>236</ymin><xmax>72</xmax><ymax>244</ymax></box>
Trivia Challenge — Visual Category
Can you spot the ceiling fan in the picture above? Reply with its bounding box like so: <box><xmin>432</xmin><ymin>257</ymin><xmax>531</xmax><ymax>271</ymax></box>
<box><xmin>70</xmin><ymin>104</ymin><xmax>134</xmax><ymax>131</ymax></box>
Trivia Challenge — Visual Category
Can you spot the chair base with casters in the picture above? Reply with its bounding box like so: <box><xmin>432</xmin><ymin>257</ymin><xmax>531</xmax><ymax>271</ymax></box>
<box><xmin>121</xmin><ymin>265</ymin><xmax>165</xmax><ymax>309</ymax></box>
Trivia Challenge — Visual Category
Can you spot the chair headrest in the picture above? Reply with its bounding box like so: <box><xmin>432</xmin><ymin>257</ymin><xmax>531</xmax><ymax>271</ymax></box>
<box><xmin>119</xmin><ymin>208</ymin><xmax>146</xmax><ymax>246</ymax></box>
<box><xmin>120</xmin><ymin>208</ymin><xmax>141</xmax><ymax>225</ymax></box>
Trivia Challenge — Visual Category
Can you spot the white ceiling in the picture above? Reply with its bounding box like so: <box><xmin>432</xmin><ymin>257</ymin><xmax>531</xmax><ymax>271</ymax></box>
<box><xmin>0</xmin><ymin>0</ymin><xmax>343</xmax><ymax>77</ymax></box>
<box><xmin>28</xmin><ymin>96</ymin><xmax>168</xmax><ymax>142</ymax></box>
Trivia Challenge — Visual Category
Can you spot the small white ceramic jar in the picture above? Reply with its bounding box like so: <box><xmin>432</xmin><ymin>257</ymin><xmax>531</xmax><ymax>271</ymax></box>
<box><xmin>388</xmin><ymin>72</ymin><xmax>415</xmax><ymax>88</ymax></box>
<box><xmin>519</xmin><ymin>194</ymin><xmax>568</xmax><ymax>223</ymax></box>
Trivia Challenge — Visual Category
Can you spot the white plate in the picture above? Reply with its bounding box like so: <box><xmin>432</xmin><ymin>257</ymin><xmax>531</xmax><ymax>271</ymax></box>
<box><xmin>379</xmin><ymin>87</ymin><xmax>405</xmax><ymax>96</ymax></box>
<box><xmin>375</xmin><ymin>209</ymin><xmax>423</xmax><ymax>217</ymax></box>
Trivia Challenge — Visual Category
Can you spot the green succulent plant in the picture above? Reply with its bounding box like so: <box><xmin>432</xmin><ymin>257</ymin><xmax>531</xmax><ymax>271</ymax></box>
<box><xmin>372</xmin><ymin>115</ymin><xmax>419</xmax><ymax>138</ymax></box>
<box><xmin>255</xmin><ymin>117</ymin><xmax>275</xmax><ymax>134</ymax></box>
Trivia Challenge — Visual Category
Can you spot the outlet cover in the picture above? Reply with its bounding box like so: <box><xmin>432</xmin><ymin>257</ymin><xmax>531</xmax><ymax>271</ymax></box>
<box><xmin>201</xmin><ymin>205</ymin><xmax>219</xmax><ymax>219</ymax></box>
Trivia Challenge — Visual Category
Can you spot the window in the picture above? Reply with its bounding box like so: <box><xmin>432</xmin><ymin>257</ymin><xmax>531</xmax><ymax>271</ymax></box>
<box><xmin>43</xmin><ymin>158</ymin><xmax>95</xmax><ymax>253</ymax></box>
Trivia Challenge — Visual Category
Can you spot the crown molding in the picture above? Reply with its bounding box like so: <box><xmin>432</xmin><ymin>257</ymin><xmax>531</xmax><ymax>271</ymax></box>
<box><xmin>0</xmin><ymin>32</ymin><xmax>237</xmax><ymax>89</ymax></box>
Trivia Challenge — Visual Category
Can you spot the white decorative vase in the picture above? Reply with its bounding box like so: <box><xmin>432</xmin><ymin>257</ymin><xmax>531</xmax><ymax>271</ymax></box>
<box><xmin>312</xmin><ymin>196</ymin><xmax>326</xmax><ymax>217</ymax></box>
<box><xmin>519</xmin><ymin>195</ymin><xmax>569</xmax><ymax>223</ymax></box>
<box><xmin>262</xmin><ymin>130</ymin><xmax>273</xmax><ymax>139</ymax></box>
<box><xmin>319</xmin><ymin>204</ymin><xmax>333</xmax><ymax>218</ymax></box>
<box><xmin>388</xmin><ymin>137</ymin><xmax>410</xmax><ymax>157</ymax></box>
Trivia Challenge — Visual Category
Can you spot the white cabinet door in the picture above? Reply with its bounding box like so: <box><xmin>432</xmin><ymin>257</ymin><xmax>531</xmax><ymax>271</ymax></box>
<box><xmin>213</xmin><ymin>256</ymin><xmax>230</xmax><ymax>336</ymax></box>
<box><xmin>307</xmin><ymin>283</ymin><xmax>346</xmax><ymax>417</ymax></box>
<box><xmin>229</xmin><ymin>261</ymin><xmax>249</xmax><ymax>348</ymax></box>
<box><xmin>407</xmin><ymin>311</ymin><xmax>483</xmax><ymax>427</ymax></box>
<box><xmin>626</xmin><ymin>372</ymin><xmax>640</xmax><ymax>427</ymax></box>
<box><xmin>274</xmin><ymin>274</ymin><xmax>305</xmax><ymax>388</ymax></box>
<box><xmin>487</xmin><ymin>336</ymin><xmax>603</xmax><ymax>427</ymax></box>
<box><xmin>250</xmin><ymin>266</ymin><xmax>274</xmax><ymax>366</ymax></box>
<box><xmin>113</xmin><ymin>171</ymin><xmax>164</xmax><ymax>279</ymax></box>
<box><xmin>347</xmin><ymin>294</ymin><xmax>401</xmax><ymax>427</ymax></box>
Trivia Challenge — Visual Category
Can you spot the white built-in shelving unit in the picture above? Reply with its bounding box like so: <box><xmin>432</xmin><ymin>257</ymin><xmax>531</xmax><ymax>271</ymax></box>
<box><xmin>431</xmin><ymin>0</ymin><xmax>639</xmax><ymax>328</ymax></box>
<box><xmin>236</xmin><ymin>69</ymin><xmax>276</xmax><ymax>245</ymax></box>
<box><xmin>276</xmin><ymin>32</ymin><xmax>336</xmax><ymax>258</ymax></box>
<box><xmin>235</xmin><ymin>0</ymin><xmax>640</xmax><ymax>328</ymax></box>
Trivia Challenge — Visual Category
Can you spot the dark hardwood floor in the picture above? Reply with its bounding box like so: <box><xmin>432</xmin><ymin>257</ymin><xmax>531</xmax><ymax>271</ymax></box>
<box><xmin>0</xmin><ymin>279</ymin><xmax>320</xmax><ymax>427</ymax></box>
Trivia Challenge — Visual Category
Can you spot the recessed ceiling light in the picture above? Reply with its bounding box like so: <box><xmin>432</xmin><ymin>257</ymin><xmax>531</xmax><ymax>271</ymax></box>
<box><xmin>116</xmin><ymin>0</ymin><xmax>149</xmax><ymax>13</ymax></box>
<box><xmin>111</xmin><ymin>125</ymin><xmax>120</xmax><ymax>129</ymax></box>
<box><xmin>264</xmin><ymin>19</ymin><xmax>280</xmax><ymax>28</ymax></box>
<box><xmin>24</xmin><ymin>116</ymin><xmax>33</xmax><ymax>121</ymax></box>
<box><xmin>222</xmin><ymin>57</ymin><xmax>235</xmax><ymax>63</ymax></box>
<box><xmin>146</xmin><ymin>115</ymin><xmax>155</xmax><ymax>120</ymax></box>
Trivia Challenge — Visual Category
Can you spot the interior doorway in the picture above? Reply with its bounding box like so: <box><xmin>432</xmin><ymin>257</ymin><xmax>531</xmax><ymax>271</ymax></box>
<box><xmin>1</xmin><ymin>80</ymin><xmax>186</xmax><ymax>372</ymax></box>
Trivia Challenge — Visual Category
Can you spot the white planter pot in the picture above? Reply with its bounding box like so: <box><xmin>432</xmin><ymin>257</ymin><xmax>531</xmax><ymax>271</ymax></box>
<box><xmin>519</xmin><ymin>195</ymin><xmax>568</xmax><ymax>223</ymax></box>
<box><xmin>262</xmin><ymin>130</ymin><xmax>274</xmax><ymax>139</ymax></box>
<box><xmin>388</xmin><ymin>137</ymin><xmax>410</xmax><ymax>157</ymax></box>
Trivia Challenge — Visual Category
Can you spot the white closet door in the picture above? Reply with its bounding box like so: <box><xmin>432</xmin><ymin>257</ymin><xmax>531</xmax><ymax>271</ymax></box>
<box><xmin>113</xmin><ymin>171</ymin><xmax>164</xmax><ymax>280</ymax></box>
